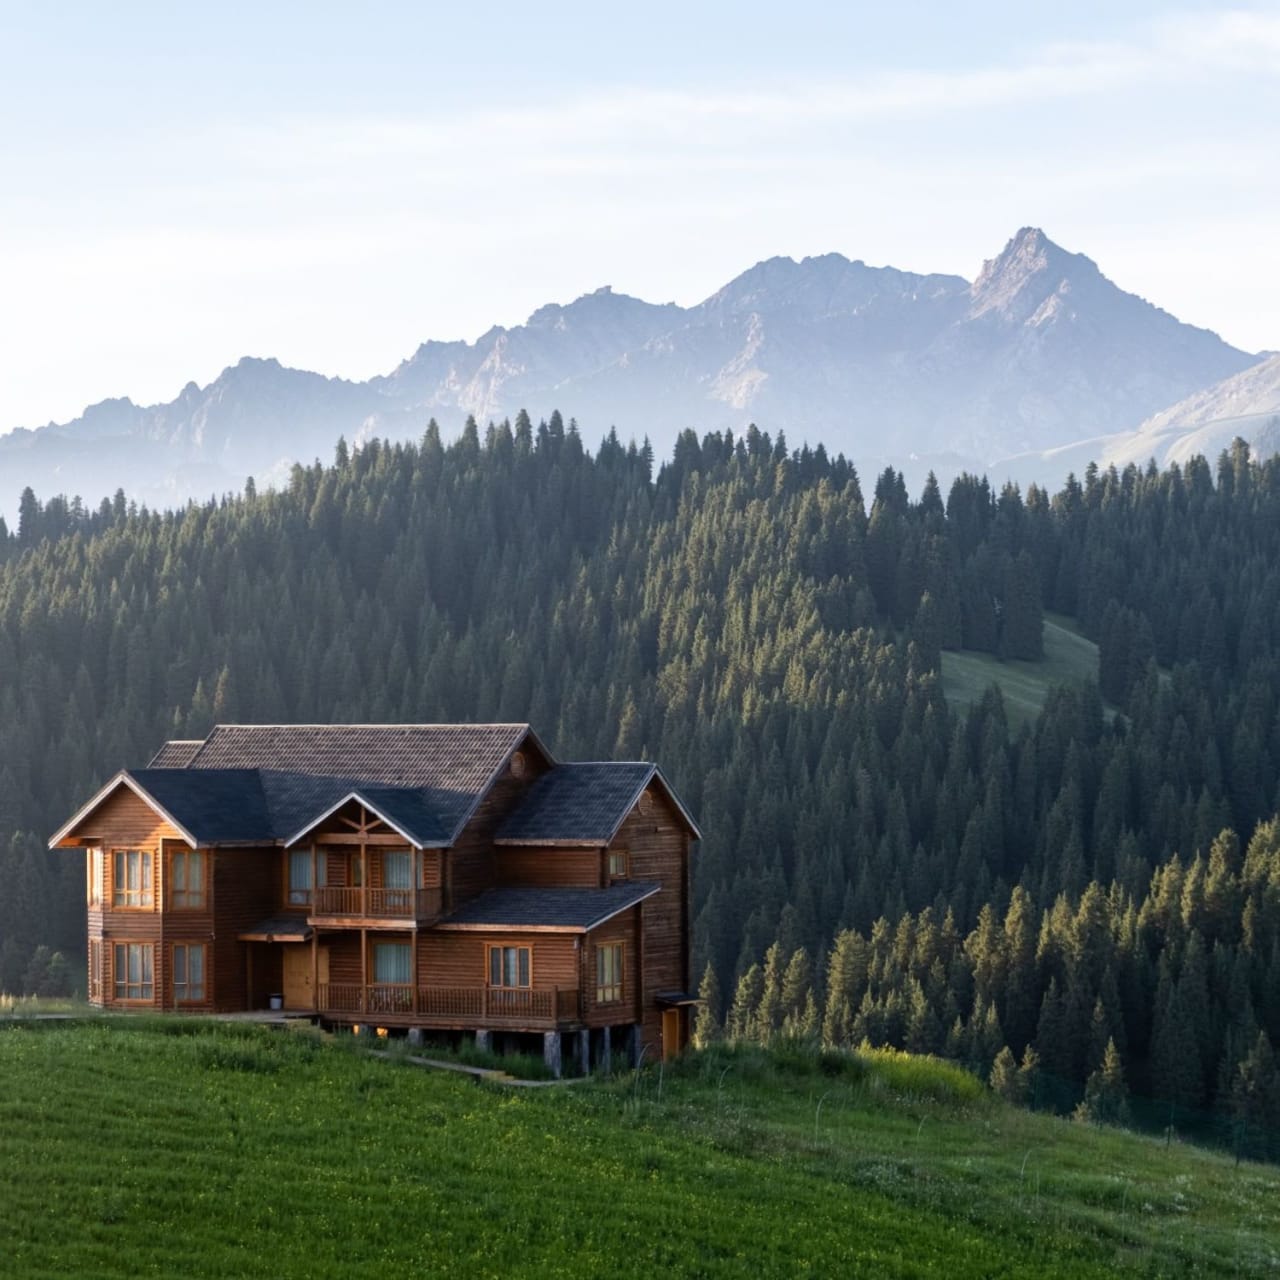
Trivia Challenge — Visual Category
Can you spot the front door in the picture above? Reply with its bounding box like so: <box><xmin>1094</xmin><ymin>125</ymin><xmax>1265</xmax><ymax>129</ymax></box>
<box><xmin>662</xmin><ymin>1007</ymin><xmax>682</xmax><ymax>1061</ymax></box>
<box><xmin>282</xmin><ymin>944</ymin><xmax>328</xmax><ymax>1010</ymax></box>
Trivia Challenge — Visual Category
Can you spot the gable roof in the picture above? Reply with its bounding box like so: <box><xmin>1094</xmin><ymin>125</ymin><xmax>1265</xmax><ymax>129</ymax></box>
<box><xmin>434</xmin><ymin>882</ymin><xmax>661</xmax><ymax>932</ymax></box>
<box><xmin>182</xmin><ymin>724</ymin><xmax>540</xmax><ymax>843</ymax></box>
<box><xmin>494</xmin><ymin>762</ymin><xmax>701</xmax><ymax>845</ymax></box>
<box><xmin>278</xmin><ymin>783</ymin><xmax>450</xmax><ymax>849</ymax></box>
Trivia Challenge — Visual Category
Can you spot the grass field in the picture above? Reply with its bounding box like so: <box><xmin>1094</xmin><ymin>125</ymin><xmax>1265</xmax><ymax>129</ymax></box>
<box><xmin>941</xmin><ymin>613</ymin><xmax>1103</xmax><ymax>732</ymax></box>
<box><xmin>1</xmin><ymin>1021</ymin><xmax>1277</xmax><ymax>1277</ymax></box>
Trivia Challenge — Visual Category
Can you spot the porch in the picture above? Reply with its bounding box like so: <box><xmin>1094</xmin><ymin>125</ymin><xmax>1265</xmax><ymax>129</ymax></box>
<box><xmin>315</xmin><ymin>983</ymin><xmax>582</xmax><ymax>1029</ymax></box>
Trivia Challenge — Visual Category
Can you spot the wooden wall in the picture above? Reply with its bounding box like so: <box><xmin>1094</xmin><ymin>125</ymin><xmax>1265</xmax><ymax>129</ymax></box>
<box><xmin>213</xmin><ymin>847</ymin><xmax>285</xmax><ymax>1010</ymax></box>
<box><xmin>582</xmin><ymin>907</ymin><xmax>640</xmax><ymax>1028</ymax></box>
<box><xmin>69</xmin><ymin>787</ymin><xmax>175</xmax><ymax>1012</ymax></box>
<box><xmin>609</xmin><ymin>782</ymin><xmax>691</xmax><ymax>1054</ymax></box>
<box><xmin>494</xmin><ymin>847</ymin><xmax>600</xmax><ymax>888</ymax></box>
<box><xmin>448</xmin><ymin>734</ymin><xmax>552</xmax><ymax>907</ymax></box>
<box><xmin>419</xmin><ymin>930</ymin><xmax>578</xmax><ymax>992</ymax></box>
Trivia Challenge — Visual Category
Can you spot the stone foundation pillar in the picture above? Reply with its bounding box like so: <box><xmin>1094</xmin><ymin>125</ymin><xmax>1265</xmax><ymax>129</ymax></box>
<box><xmin>543</xmin><ymin>1031</ymin><xmax>562</xmax><ymax>1079</ymax></box>
<box><xmin>629</xmin><ymin>1022</ymin><xmax>643</xmax><ymax>1068</ymax></box>
<box><xmin>407</xmin><ymin>1028</ymin><xmax>424</xmax><ymax>1048</ymax></box>
<box><xmin>599</xmin><ymin>1026</ymin><xmax>612</xmax><ymax>1075</ymax></box>
<box><xmin>575</xmin><ymin>1028</ymin><xmax>591</xmax><ymax>1076</ymax></box>
<box><xmin>475</xmin><ymin>1029</ymin><xmax>492</xmax><ymax>1053</ymax></box>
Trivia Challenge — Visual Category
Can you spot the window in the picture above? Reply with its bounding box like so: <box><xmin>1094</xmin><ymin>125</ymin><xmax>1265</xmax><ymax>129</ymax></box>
<box><xmin>172</xmin><ymin>943</ymin><xmax>206</xmax><ymax>1003</ymax></box>
<box><xmin>112</xmin><ymin>850</ymin><xmax>152</xmax><ymax>908</ymax></box>
<box><xmin>169</xmin><ymin>849</ymin><xmax>205</xmax><ymax>909</ymax></box>
<box><xmin>488</xmin><ymin>945</ymin><xmax>530</xmax><ymax>989</ymax></box>
<box><xmin>113</xmin><ymin>942</ymin><xmax>154</xmax><ymax>1001</ymax></box>
<box><xmin>596</xmin><ymin>943</ymin><xmax>623</xmax><ymax>1004</ymax></box>
<box><xmin>373</xmin><ymin>942</ymin><xmax>412</xmax><ymax>984</ymax></box>
<box><xmin>87</xmin><ymin>849</ymin><xmax>103</xmax><ymax>906</ymax></box>
<box><xmin>382</xmin><ymin>851</ymin><xmax>411</xmax><ymax>890</ymax></box>
<box><xmin>288</xmin><ymin>849</ymin><xmax>313</xmax><ymax>905</ymax></box>
<box><xmin>607</xmin><ymin>848</ymin><xmax>629</xmax><ymax>880</ymax></box>
<box><xmin>88</xmin><ymin>940</ymin><xmax>103</xmax><ymax>1002</ymax></box>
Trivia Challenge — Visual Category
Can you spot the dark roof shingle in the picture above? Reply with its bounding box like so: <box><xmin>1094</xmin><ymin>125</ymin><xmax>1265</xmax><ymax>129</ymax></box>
<box><xmin>148</xmin><ymin>740</ymin><xmax>203</xmax><ymax>768</ymax></box>
<box><xmin>495</xmin><ymin>763</ymin><xmax>656</xmax><ymax>845</ymax></box>
<box><xmin>437</xmin><ymin>882</ymin><xmax>661</xmax><ymax>931</ymax></box>
<box><xmin>126</xmin><ymin>768</ymin><xmax>272</xmax><ymax>844</ymax></box>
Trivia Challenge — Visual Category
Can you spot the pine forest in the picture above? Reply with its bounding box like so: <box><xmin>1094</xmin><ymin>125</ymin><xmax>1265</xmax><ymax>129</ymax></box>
<box><xmin>4</xmin><ymin>414</ymin><xmax>1280</xmax><ymax>1156</ymax></box>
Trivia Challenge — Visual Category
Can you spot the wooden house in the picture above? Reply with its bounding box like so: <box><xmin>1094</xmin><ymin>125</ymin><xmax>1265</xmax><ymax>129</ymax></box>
<box><xmin>48</xmin><ymin>724</ymin><xmax>701</xmax><ymax>1072</ymax></box>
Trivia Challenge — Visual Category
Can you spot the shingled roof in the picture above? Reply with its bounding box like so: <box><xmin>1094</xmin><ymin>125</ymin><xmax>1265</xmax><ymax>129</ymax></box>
<box><xmin>495</xmin><ymin>762</ymin><xmax>701</xmax><ymax>845</ymax></box>
<box><xmin>147</xmin><ymin>740</ymin><xmax>203</xmax><ymax>768</ymax></box>
<box><xmin>49</xmin><ymin>723</ymin><xmax>544</xmax><ymax>850</ymax></box>
<box><xmin>435</xmin><ymin>882</ymin><xmax>661</xmax><ymax>932</ymax></box>
<box><xmin>183</xmin><ymin>724</ymin><xmax>537</xmax><ymax>843</ymax></box>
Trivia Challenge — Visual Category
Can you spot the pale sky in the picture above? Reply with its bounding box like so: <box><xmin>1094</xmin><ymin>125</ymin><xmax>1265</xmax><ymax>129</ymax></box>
<box><xmin>1</xmin><ymin>1</ymin><xmax>1278</xmax><ymax>431</ymax></box>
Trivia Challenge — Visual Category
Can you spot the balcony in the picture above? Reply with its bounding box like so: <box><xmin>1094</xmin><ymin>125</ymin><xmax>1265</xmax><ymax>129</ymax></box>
<box><xmin>309</xmin><ymin>886</ymin><xmax>443</xmax><ymax>926</ymax></box>
<box><xmin>315</xmin><ymin>983</ymin><xmax>582</xmax><ymax>1028</ymax></box>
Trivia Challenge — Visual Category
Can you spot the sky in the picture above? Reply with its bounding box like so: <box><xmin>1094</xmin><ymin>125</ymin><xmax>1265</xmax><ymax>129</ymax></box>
<box><xmin>1</xmin><ymin>1</ymin><xmax>1277</xmax><ymax>431</ymax></box>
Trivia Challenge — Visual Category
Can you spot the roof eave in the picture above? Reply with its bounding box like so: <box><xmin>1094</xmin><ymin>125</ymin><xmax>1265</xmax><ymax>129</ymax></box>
<box><xmin>492</xmin><ymin>837</ymin><xmax>607</xmax><ymax>848</ymax></box>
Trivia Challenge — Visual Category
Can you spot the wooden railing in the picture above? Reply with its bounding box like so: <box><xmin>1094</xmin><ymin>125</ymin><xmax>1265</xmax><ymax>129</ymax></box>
<box><xmin>315</xmin><ymin>983</ymin><xmax>581</xmax><ymax>1026</ymax></box>
<box><xmin>311</xmin><ymin>887</ymin><xmax>442</xmax><ymax>921</ymax></box>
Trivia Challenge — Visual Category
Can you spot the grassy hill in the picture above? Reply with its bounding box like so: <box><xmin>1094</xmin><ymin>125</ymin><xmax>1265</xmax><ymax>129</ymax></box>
<box><xmin>1</xmin><ymin>1020</ymin><xmax>1277</xmax><ymax>1277</ymax></box>
<box><xmin>941</xmin><ymin>613</ymin><xmax>1104</xmax><ymax>732</ymax></box>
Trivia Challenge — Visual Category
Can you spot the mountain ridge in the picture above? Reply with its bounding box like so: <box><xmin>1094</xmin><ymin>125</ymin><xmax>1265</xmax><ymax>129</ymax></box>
<box><xmin>0</xmin><ymin>228</ymin><xmax>1263</xmax><ymax>519</ymax></box>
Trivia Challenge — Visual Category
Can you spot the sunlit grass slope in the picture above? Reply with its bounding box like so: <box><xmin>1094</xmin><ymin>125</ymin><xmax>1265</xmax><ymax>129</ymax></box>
<box><xmin>0</xmin><ymin>1022</ymin><xmax>1276</xmax><ymax>1278</ymax></box>
<box><xmin>941</xmin><ymin>613</ymin><xmax>1103</xmax><ymax>731</ymax></box>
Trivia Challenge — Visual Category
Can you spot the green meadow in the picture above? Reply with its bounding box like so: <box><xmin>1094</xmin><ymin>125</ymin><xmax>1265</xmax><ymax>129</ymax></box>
<box><xmin>1</xmin><ymin>1020</ymin><xmax>1277</xmax><ymax>1277</ymax></box>
<box><xmin>941</xmin><ymin>613</ymin><xmax>1104</xmax><ymax>731</ymax></box>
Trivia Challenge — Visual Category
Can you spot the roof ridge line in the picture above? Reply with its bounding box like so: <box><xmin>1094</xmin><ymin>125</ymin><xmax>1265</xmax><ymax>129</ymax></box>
<box><xmin>205</xmin><ymin>722</ymin><xmax>533</xmax><ymax>730</ymax></box>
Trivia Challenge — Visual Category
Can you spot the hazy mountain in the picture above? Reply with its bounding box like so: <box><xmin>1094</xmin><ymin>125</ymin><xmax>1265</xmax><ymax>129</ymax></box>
<box><xmin>990</xmin><ymin>353</ymin><xmax>1280</xmax><ymax>493</ymax></box>
<box><xmin>0</xmin><ymin>228</ymin><xmax>1263</xmax><ymax>520</ymax></box>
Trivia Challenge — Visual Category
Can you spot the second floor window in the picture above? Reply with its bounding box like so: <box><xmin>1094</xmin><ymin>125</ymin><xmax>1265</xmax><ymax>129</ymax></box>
<box><xmin>288</xmin><ymin>850</ymin><xmax>313</xmax><ymax>905</ymax></box>
<box><xmin>87</xmin><ymin>848</ymin><xmax>104</xmax><ymax>906</ymax></box>
<box><xmin>382</xmin><ymin>851</ymin><xmax>411</xmax><ymax>890</ymax></box>
<box><xmin>112</xmin><ymin>850</ymin><xmax>152</xmax><ymax>908</ymax></box>
<box><xmin>608</xmin><ymin>848</ymin><xmax>629</xmax><ymax>880</ymax></box>
<box><xmin>169</xmin><ymin>849</ymin><xmax>205</xmax><ymax>909</ymax></box>
<box><xmin>488</xmin><ymin>945</ymin><xmax>530</xmax><ymax>989</ymax></box>
<box><xmin>596</xmin><ymin>942</ymin><xmax>623</xmax><ymax>1004</ymax></box>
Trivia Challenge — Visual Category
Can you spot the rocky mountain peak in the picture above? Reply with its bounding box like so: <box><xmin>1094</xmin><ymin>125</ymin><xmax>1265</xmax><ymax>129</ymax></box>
<box><xmin>969</xmin><ymin>227</ymin><xmax>1102</xmax><ymax>322</ymax></box>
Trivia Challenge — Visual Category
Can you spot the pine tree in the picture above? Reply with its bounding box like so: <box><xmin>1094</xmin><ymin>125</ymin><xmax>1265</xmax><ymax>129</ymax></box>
<box><xmin>693</xmin><ymin>961</ymin><xmax>722</xmax><ymax>1047</ymax></box>
<box><xmin>1076</xmin><ymin>1038</ymin><xmax>1129</xmax><ymax>1126</ymax></box>
<box><xmin>989</xmin><ymin>1045</ymin><xmax>1025</xmax><ymax>1104</ymax></box>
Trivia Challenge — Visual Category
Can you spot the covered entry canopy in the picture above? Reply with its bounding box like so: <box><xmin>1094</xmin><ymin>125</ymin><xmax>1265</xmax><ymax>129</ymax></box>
<box><xmin>238</xmin><ymin>916</ymin><xmax>314</xmax><ymax>943</ymax></box>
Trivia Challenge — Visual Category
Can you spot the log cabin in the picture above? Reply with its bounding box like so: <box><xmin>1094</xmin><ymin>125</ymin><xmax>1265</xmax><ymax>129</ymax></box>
<box><xmin>48</xmin><ymin>724</ymin><xmax>701</xmax><ymax>1074</ymax></box>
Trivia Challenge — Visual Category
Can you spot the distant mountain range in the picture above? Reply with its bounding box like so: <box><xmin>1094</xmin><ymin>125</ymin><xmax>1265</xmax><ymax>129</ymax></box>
<box><xmin>0</xmin><ymin>227</ymin><xmax>1270</xmax><ymax>519</ymax></box>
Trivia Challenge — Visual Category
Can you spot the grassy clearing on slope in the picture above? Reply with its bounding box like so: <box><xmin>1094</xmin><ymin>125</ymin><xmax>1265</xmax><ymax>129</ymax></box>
<box><xmin>2</xmin><ymin>1020</ymin><xmax>1277</xmax><ymax>1278</ymax></box>
<box><xmin>941</xmin><ymin>613</ymin><xmax>1103</xmax><ymax>732</ymax></box>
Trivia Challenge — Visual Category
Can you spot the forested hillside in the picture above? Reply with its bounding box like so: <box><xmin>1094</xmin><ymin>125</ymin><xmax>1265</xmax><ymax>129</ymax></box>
<box><xmin>3</xmin><ymin>415</ymin><xmax>1280</xmax><ymax>1150</ymax></box>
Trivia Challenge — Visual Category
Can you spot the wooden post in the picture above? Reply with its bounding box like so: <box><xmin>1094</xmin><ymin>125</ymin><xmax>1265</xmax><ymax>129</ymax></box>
<box><xmin>246</xmin><ymin>944</ymin><xmax>254</xmax><ymax>1010</ymax></box>
<box><xmin>411</xmin><ymin>929</ymin><xmax>419</xmax><ymax>1016</ymax></box>
<box><xmin>360</xmin><ymin>927</ymin><xmax>367</xmax><ymax>1013</ymax></box>
<box><xmin>635</xmin><ymin>901</ymin><xmax>645</xmax><ymax>1023</ymax></box>
<box><xmin>310</xmin><ymin>928</ymin><xmax>319</xmax><ymax>1012</ymax></box>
